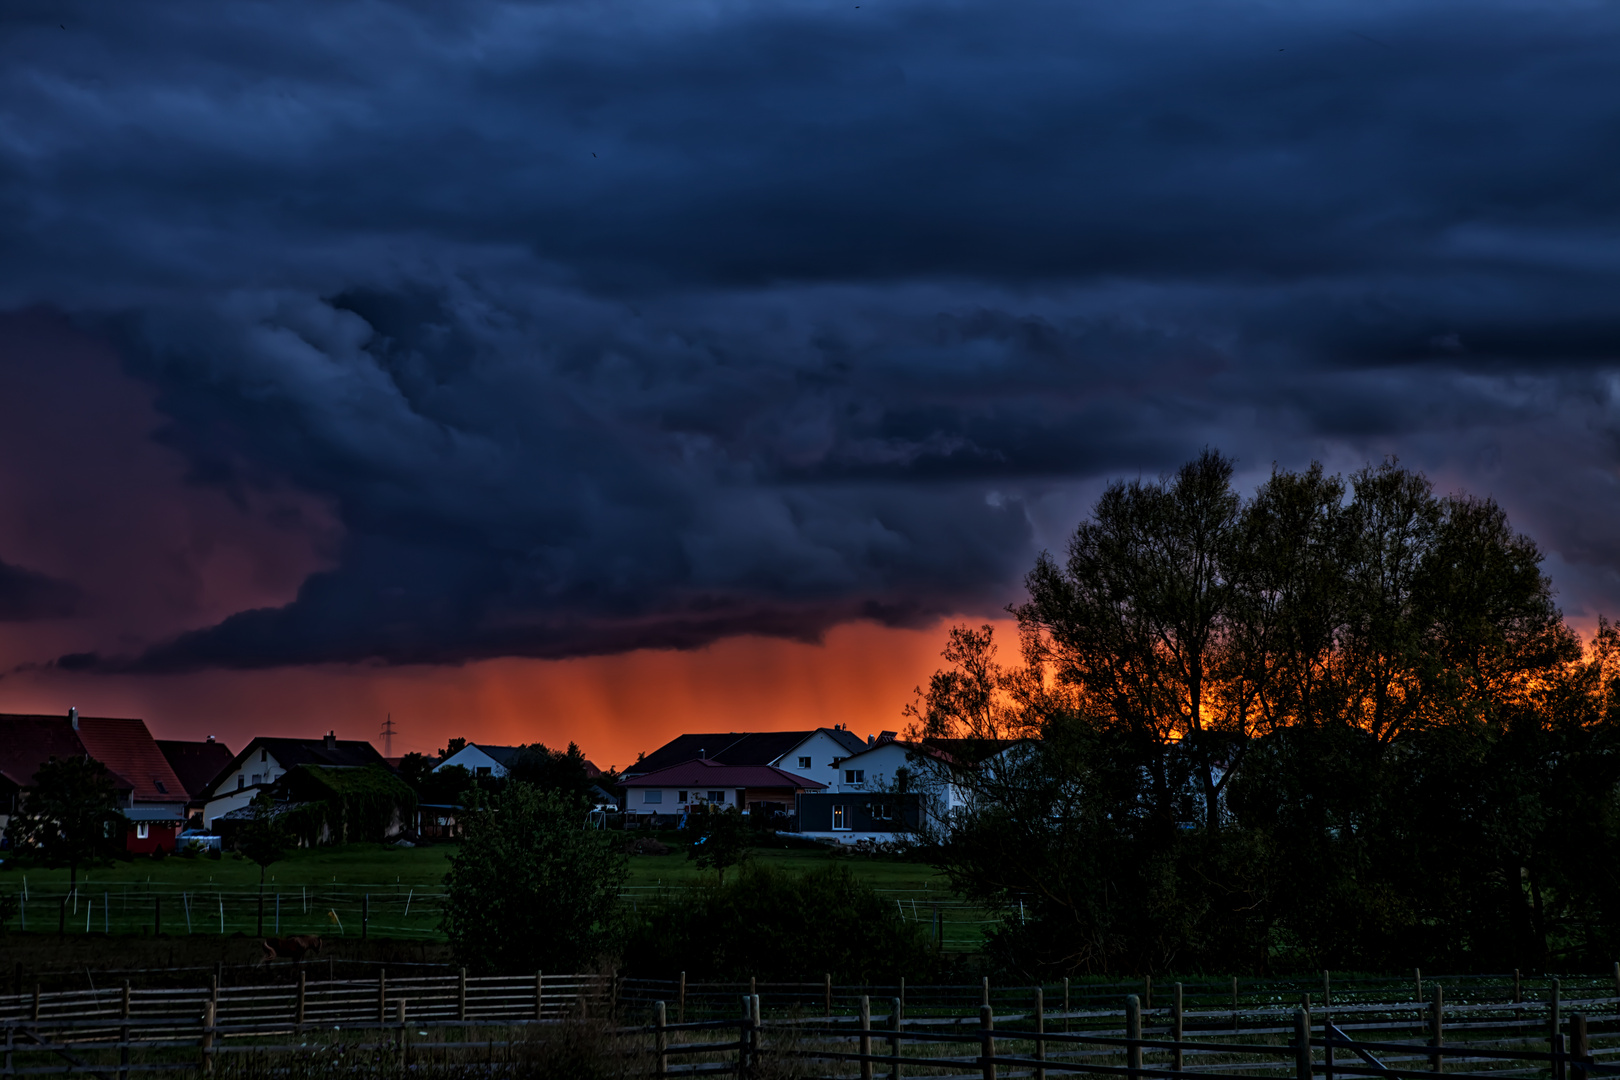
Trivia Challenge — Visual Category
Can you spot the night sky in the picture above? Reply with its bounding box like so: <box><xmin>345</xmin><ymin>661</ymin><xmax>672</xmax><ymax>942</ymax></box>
<box><xmin>3</xmin><ymin>0</ymin><xmax>1620</xmax><ymax>766</ymax></box>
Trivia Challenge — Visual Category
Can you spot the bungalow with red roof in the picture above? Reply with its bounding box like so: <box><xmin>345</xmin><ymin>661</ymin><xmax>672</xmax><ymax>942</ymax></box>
<box><xmin>617</xmin><ymin>758</ymin><xmax>824</xmax><ymax>824</ymax></box>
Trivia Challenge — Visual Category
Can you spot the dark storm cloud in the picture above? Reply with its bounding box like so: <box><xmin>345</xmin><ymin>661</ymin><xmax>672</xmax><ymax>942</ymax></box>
<box><xmin>0</xmin><ymin>559</ymin><xmax>79</xmax><ymax>622</ymax></box>
<box><xmin>5</xmin><ymin>0</ymin><xmax>1620</xmax><ymax>668</ymax></box>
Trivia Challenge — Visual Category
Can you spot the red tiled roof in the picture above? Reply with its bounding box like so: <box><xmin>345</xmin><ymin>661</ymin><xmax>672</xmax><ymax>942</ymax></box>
<box><xmin>617</xmin><ymin>758</ymin><xmax>824</xmax><ymax>790</ymax></box>
<box><xmin>75</xmin><ymin>717</ymin><xmax>187</xmax><ymax>804</ymax></box>
<box><xmin>0</xmin><ymin>715</ymin><xmax>97</xmax><ymax>790</ymax></box>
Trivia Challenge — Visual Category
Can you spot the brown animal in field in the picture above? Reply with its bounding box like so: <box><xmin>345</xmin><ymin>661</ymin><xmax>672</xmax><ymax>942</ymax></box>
<box><xmin>260</xmin><ymin>935</ymin><xmax>323</xmax><ymax>964</ymax></box>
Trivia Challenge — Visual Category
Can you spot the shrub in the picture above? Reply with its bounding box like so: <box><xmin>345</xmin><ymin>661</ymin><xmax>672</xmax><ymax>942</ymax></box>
<box><xmin>623</xmin><ymin>863</ymin><xmax>937</xmax><ymax>982</ymax></box>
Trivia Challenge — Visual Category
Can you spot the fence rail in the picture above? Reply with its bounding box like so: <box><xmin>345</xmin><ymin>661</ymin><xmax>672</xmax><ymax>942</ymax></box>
<box><xmin>4</xmin><ymin>972</ymin><xmax>1620</xmax><ymax>1078</ymax></box>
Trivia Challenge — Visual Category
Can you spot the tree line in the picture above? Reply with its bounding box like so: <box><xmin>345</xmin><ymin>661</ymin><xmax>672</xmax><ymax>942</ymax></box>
<box><xmin>910</xmin><ymin>451</ymin><xmax>1620</xmax><ymax>976</ymax></box>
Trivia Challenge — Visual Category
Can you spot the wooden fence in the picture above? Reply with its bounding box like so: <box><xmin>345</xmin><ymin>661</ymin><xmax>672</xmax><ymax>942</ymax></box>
<box><xmin>3</xmin><ymin>971</ymin><xmax>1620</xmax><ymax>1078</ymax></box>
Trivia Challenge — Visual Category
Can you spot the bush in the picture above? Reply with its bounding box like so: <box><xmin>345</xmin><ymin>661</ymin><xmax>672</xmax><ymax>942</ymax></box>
<box><xmin>441</xmin><ymin>783</ymin><xmax>626</xmax><ymax>975</ymax></box>
<box><xmin>622</xmin><ymin>863</ymin><xmax>937</xmax><ymax>982</ymax></box>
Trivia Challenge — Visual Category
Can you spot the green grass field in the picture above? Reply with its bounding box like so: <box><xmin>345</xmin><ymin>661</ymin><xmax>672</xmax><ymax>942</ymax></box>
<box><xmin>0</xmin><ymin>840</ymin><xmax>993</xmax><ymax>950</ymax></box>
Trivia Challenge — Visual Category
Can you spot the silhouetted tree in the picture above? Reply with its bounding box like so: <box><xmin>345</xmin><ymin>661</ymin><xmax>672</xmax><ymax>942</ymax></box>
<box><xmin>2</xmin><ymin>756</ymin><xmax>124</xmax><ymax>936</ymax></box>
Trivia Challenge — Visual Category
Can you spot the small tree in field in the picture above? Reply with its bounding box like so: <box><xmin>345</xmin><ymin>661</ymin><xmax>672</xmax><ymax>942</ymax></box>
<box><xmin>441</xmin><ymin>783</ymin><xmax>626</xmax><ymax>974</ymax></box>
<box><xmin>684</xmin><ymin>804</ymin><xmax>752</xmax><ymax>883</ymax></box>
<box><xmin>238</xmin><ymin>793</ymin><xmax>290</xmax><ymax>936</ymax></box>
<box><xmin>2</xmin><ymin>756</ymin><xmax>124</xmax><ymax>935</ymax></box>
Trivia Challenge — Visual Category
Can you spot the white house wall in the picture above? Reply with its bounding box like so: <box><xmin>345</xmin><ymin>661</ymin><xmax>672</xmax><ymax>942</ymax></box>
<box><xmin>628</xmin><ymin>786</ymin><xmax>739</xmax><ymax>811</ymax></box>
<box><xmin>770</xmin><ymin>731</ymin><xmax>862</xmax><ymax>790</ymax></box>
<box><xmin>434</xmin><ymin>745</ymin><xmax>509</xmax><ymax>778</ymax></box>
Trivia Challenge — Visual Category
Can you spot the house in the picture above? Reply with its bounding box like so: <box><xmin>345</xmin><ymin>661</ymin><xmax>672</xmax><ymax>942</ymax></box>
<box><xmin>215</xmin><ymin>763</ymin><xmax>417</xmax><ymax>846</ymax></box>
<box><xmin>617</xmin><ymin>759</ymin><xmax>824</xmax><ymax>825</ymax></box>
<box><xmin>156</xmin><ymin>737</ymin><xmax>236</xmax><ymax>820</ymax></box>
<box><xmin>433</xmin><ymin>744</ymin><xmax>520</xmax><ymax>778</ymax></box>
<box><xmin>198</xmin><ymin>732</ymin><xmax>386</xmax><ymax>828</ymax></box>
<box><xmin>624</xmin><ymin>727</ymin><xmax>868</xmax><ymax>792</ymax></box>
<box><xmin>0</xmin><ymin>710</ymin><xmax>187</xmax><ymax>854</ymax></box>
<box><xmin>791</xmin><ymin>735</ymin><xmax>994</xmax><ymax>845</ymax></box>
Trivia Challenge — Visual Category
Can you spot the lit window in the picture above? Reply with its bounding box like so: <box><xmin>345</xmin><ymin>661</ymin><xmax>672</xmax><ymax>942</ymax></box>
<box><xmin>833</xmin><ymin>805</ymin><xmax>849</xmax><ymax>830</ymax></box>
<box><xmin>643</xmin><ymin>790</ymin><xmax>663</xmax><ymax>805</ymax></box>
<box><xmin>797</xmin><ymin>756</ymin><xmax>811</xmax><ymax>770</ymax></box>
<box><xmin>136</xmin><ymin>823</ymin><xmax>150</xmax><ymax>839</ymax></box>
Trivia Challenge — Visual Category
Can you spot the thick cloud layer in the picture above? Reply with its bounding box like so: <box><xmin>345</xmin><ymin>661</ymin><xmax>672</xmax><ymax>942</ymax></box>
<box><xmin>5</xmin><ymin>0</ymin><xmax>1620</xmax><ymax>669</ymax></box>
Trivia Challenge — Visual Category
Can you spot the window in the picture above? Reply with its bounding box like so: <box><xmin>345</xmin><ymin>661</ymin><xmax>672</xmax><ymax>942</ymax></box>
<box><xmin>707</xmin><ymin>790</ymin><xmax>724</xmax><ymax>804</ymax></box>
<box><xmin>797</xmin><ymin>756</ymin><xmax>811</xmax><ymax>770</ymax></box>
<box><xmin>643</xmin><ymin>790</ymin><xmax>663</xmax><ymax>804</ymax></box>
<box><xmin>237</xmin><ymin>775</ymin><xmax>244</xmax><ymax>790</ymax></box>
<box><xmin>260</xmin><ymin>749</ymin><xmax>268</xmax><ymax>762</ymax></box>
<box><xmin>136</xmin><ymin>823</ymin><xmax>150</xmax><ymax>839</ymax></box>
<box><xmin>870</xmin><ymin>803</ymin><xmax>893</xmax><ymax>821</ymax></box>
<box><xmin>677</xmin><ymin>790</ymin><xmax>688</xmax><ymax>803</ymax></box>
<box><xmin>832</xmin><ymin>805</ymin><xmax>849</xmax><ymax>830</ymax></box>
<box><xmin>844</xmin><ymin>769</ymin><xmax>865</xmax><ymax>784</ymax></box>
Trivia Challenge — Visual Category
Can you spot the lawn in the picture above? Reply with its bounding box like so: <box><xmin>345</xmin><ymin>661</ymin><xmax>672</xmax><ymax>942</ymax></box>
<box><xmin>0</xmin><ymin>839</ymin><xmax>992</xmax><ymax>950</ymax></box>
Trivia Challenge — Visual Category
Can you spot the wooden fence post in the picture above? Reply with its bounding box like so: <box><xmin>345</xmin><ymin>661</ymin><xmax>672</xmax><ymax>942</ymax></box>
<box><xmin>1145</xmin><ymin>975</ymin><xmax>1152</xmax><ymax>1010</ymax></box>
<box><xmin>1295</xmin><ymin>1007</ymin><xmax>1311</xmax><ymax>1080</ymax></box>
<box><xmin>654</xmin><ymin>1001</ymin><xmax>667</xmax><ymax>1080</ymax></box>
<box><xmin>30</xmin><ymin>984</ymin><xmax>39</xmax><ymax>1024</ymax></box>
<box><xmin>1172</xmin><ymin>982</ymin><xmax>1183</xmax><ymax>1072</ymax></box>
<box><xmin>153</xmin><ymin>897</ymin><xmax>160</xmax><ymax>937</ymax></box>
<box><xmin>891</xmin><ymin>995</ymin><xmax>903</xmax><ymax>1080</ymax></box>
<box><xmin>1552</xmin><ymin>979</ymin><xmax>1565</xmax><ymax>1080</ymax></box>
<box><xmin>119</xmin><ymin>981</ymin><xmax>131</xmax><ymax>1080</ymax></box>
<box><xmin>5</xmin><ymin>1021</ymin><xmax>13</xmax><ymax>1078</ymax></box>
<box><xmin>979</xmin><ymin>1004</ymin><xmax>996</xmax><ymax>1080</ymax></box>
<box><xmin>1064</xmin><ymin>978</ymin><xmax>1070</xmax><ymax>1032</ymax></box>
<box><xmin>751</xmin><ymin>994</ymin><xmax>762</xmax><ymax>1075</ymax></box>
<box><xmin>678</xmin><ymin>972</ymin><xmax>686</xmax><ymax>1025</ymax></box>
<box><xmin>1414</xmin><ymin>968</ymin><xmax>1422</xmax><ymax>1003</ymax></box>
<box><xmin>982</xmin><ymin>976</ymin><xmax>991</xmax><ymax>1010</ymax></box>
<box><xmin>1429</xmin><ymin>984</ymin><xmax>1443</xmax><ymax>1075</ymax></box>
<box><xmin>825</xmin><ymin>973</ymin><xmax>833</xmax><ymax>1019</ymax></box>
<box><xmin>534</xmin><ymin>971</ymin><xmax>543</xmax><ymax>1021</ymax></box>
<box><xmin>375</xmin><ymin>969</ymin><xmax>386</xmax><ymax>1026</ymax></box>
<box><xmin>1571</xmin><ymin>1014</ymin><xmax>1589</xmax><ymax>1080</ymax></box>
<box><xmin>458</xmin><ymin>967</ymin><xmax>467</xmax><ymax>1023</ymax></box>
<box><xmin>1034</xmin><ymin>988</ymin><xmax>1046</xmax><ymax>1080</ymax></box>
<box><xmin>739</xmin><ymin>995</ymin><xmax>752</xmax><ymax>1078</ymax></box>
<box><xmin>1613</xmin><ymin>963</ymin><xmax>1619</xmax><ymax>1004</ymax></box>
<box><xmin>1126</xmin><ymin>994</ymin><xmax>1142</xmax><ymax>1080</ymax></box>
<box><xmin>1231</xmin><ymin>977</ymin><xmax>1239</xmax><ymax>1032</ymax></box>
<box><xmin>201</xmin><ymin>1001</ymin><xmax>215</xmax><ymax>1075</ymax></box>
<box><xmin>1323</xmin><ymin>970</ymin><xmax>1331</xmax><ymax>1010</ymax></box>
<box><xmin>1323</xmin><ymin>994</ymin><xmax>1334</xmax><ymax>1080</ymax></box>
<box><xmin>860</xmin><ymin>995</ymin><xmax>873</xmax><ymax>1080</ymax></box>
<box><xmin>395</xmin><ymin>999</ymin><xmax>407</xmax><ymax>1071</ymax></box>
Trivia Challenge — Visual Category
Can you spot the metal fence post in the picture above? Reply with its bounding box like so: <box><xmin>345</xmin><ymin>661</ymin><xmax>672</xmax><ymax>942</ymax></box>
<box><xmin>1295</xmin><ymin>1007</ymin><xmax>1311</xmax><ymax>1080</ymax></box>
<box><xmin>1127</xmin><ymin>994</ymin><xmax>1142</xmax><ymax>1080</ymax></box>
<box><xmin>1172</xmin><ymin>982</ymin><xmax>1183</xmax><ymax>1072</ymax></box>
<box><xmin>1429</xmin><ymin>984</ymin><xmax>1444</xmax><ymax>1075</ymax></box>
<box><xmin>980</xmin><ymin>1004</ymin><xmax>996</xmax><ymax>1080</ymax></box>
<box><xmin>860</xmin><ymin>995</ymin><xmax>873</xmax><ymax>1080</ymax></box>
<box><xmin>654</xmin><ymin>1001</ymin><xmax>668</xmax><ymax>1080</ymax></box>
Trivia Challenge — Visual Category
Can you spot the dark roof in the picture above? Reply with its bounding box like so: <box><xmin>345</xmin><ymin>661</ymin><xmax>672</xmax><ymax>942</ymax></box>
<box><xmin>476</xmin><ymin>745</ymin><xmax>522</xmax><ymax>767</ymax></box>
<box><xmin>201</xmin><ymin>736</ymin><xmax>385</xmax><ymax>800</ymax></box>
<box><xmin>0</xmin><ymin>714</ymin><xmax>97</xmax><ymax>790</ymax></box>
<box><xmin>157</xmin><ymin>739</ymin><xmax>237</xmax><ymax>800</ymax></box>
<box><xmin>627</xmin><ymin>728</ymin><xmax>869</xmax><ymax>776</ymax></box>
<box><xmin>618</xmin><ymin>758</ymin><xmax>825</xmax><ymax>790</ymax></box>
<box><xmin>75</xmin><ymin>717</ymin><xmax>188</xmax><ymax>803</ymax></box>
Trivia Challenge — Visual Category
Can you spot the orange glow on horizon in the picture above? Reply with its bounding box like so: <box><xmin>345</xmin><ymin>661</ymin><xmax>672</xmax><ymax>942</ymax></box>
<box><xmin>0</xmin><ymin>616</ymin><xmax>1019</xmax><ymax>772</ymax></box>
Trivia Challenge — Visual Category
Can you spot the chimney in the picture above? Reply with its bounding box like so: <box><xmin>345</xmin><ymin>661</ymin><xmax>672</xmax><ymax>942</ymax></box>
<box><xmin>206</xmin><ymin>735</ymin><xmax>215</xmax><ymax>743</ymax></box>
<box><xmin>324</xmin><ymin>730</ymin><xmax>336</xmax><ymax>750</ymax></box>
<box><xmin>698</xmin><ymin>748</ymin><xmax>706</xmax><ymax>761</ymax></box>
<box><xmin>867</xmin><ymin>734</ymin><xmax>874</xmax><ymax>746</ymax></box>
<box><xmin>69</xmin><ymin>706</ymin><xmax>78</xmax><ymax>730</ymax></box>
